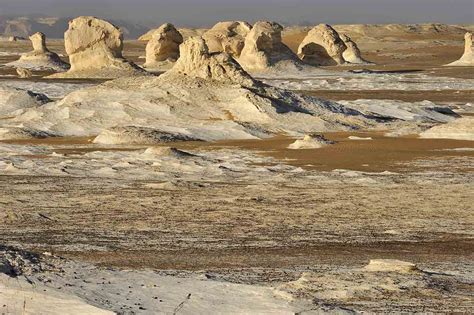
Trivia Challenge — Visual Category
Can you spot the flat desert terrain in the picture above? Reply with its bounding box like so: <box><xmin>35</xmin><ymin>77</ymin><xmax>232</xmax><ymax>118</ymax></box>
<box><xmin>0</xmin><ymin>22</ymin><xmax>473</xmax><ymax>314</ymax></box>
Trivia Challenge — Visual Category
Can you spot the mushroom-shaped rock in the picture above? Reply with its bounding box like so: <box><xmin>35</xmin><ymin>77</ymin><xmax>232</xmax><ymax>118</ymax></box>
<box><xmin>6</xmin><ymin>32</ymin><xmax>69</xmax><ymax>71</ymax></box>
<box><xmin>446</xmin><ymin>32</ymin><xmax>474</xmax><ymax>66</ymax></box>
<box><xmin>297</xmin><ymin>24</ymin><xmax>347</xmax><ymax>66</ymax></box>
<box><xmin>143</xmin><ymin>23</ymin><xmax>183</xmax><ymax>69</ymax></box>
<box><xmin>238</xmin><ymin>21</ymin><xmax>301</xmax><ymax>73</ymax></box>
<box><xmin>202</xmin><ymin>21</ymin><xmax>252</xmax><ymax>57</ymax></box>
<box><xmin>340</xmin><ymin>34</ymin><xmax>373</xmax><ymax>64</ymax></box>
<box><xmin>163</xmin><ymin>37</ymin><xmax>255</xmax><ymax>86</ymax></box>
<box><xmin>49</xmin><ymin>16</ymin><xmax>145</xmax><ymax>79</ymax></box>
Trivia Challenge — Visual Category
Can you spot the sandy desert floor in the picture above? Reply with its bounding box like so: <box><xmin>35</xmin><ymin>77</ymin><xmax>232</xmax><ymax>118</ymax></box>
<box><xmin>0</xmin><ymin>25</ymin><xmax>473</xmax><ymax>314</ymax></box>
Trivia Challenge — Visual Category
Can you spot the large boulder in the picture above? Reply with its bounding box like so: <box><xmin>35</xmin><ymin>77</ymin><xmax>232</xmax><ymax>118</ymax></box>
<box><xmin>340</xmin><ymin>34</ymin><xmax>373</xmax><ymax>64</ymax></box>
<box><xmin>6</xmin><ymin>32</ymin><xmax>69</xmax><ymax>71</ymax></box>
<box><xmin>163</xmin><ymin>37</ymin><xmax>255</xmax><ymax>86</ymax></box>
<box><xmin>238</xmin><ymin>21</ymin><xmax>302</xmax><ymax>73</ymax></box>
<box><xmin>202</xmin><ymin>21</ymin><xmax>252</xmax><ymax>57</ymax></box>
<box><xmin>297</xmin><ymin>24</ymin><xmax>347</xmax><ymax>66</ymax></box>
<box><xmin>143</xmin><ymin>23</ymin><xmax>183</xmax><ymax>70</ymax></box>
<box><xmin>445</xmin><ymin>32</ymin><xmax>474</xmax><ymax>66</ymax></box>
<box><xmin>49</xmin><ymin>16</ymin><xmax>146</xmax><ymax>79</ymax></box>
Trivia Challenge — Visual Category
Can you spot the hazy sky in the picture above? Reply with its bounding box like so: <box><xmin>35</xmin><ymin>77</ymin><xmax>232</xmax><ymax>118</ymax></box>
<box><xmin>0</xmin><ymin>0</ymin><xmax>473</xmax><ymax>26</ymax></box>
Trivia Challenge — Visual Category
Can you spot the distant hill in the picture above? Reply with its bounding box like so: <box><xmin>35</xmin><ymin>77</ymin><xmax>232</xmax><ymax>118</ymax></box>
<box><xmin>0</xmin><ymin>15</ymin><xmax>149</xmax><ymax>39</ymax></box>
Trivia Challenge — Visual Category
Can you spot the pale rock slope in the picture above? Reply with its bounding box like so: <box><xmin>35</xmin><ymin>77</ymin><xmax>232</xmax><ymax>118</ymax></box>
<box><xmin>143</xmin><ymin>23</ymin><xmax>183</xmax><ymax>70</ymax></box>
<box><xmin>202</xmin><ymin>21</ymin><xmax>252</xmax><ymax>58</ymax></box>
<box><xmin>6</xmin><ymin>32</ymin><xmax>69</xmax><ymax>71</ymax></box>
<box><xmin>1</xmin><ymin>37</ymin><xmax>375</xmax><ymax>142</ymax></box>
<box><xmin>0</xmin><ymin>86</ymin><xmax>50</xmax><ymax>116</ymax></box>
<box><xmin>49</xmin><ymin>16</ymin><xmax>146</xmax><ymax>79</ymax></box>
<box><xmin>446</xmin><ymin>32</ymin><xmax>474</xmax><ymax>66</ymax></box>
<box><xmin>419</xmin><ymin>117</ymin><xmax>474</xmax><ymax>140</ymax></box>
<box><xmin>298</xmin><ymin>24</ymin><xmax>347</xmax><ymax>66</ymax></box>
<box><xmin>340</xmin><ymin>33</ymin><xmax>373</xmax><ymax>64</ymax></box>
<box><xmin>238</xmin><ymin>21</ymin><xmax>306</xmax><ymax>74</ymax></box>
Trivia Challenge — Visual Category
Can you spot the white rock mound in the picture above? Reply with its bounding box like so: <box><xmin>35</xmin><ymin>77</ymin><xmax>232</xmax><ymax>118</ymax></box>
<box><xmin>162</xmin><ymin>36</ymin><xmax>255</xmax><ymax>86</ymax></box>
<box><xmin>0</xmin><ymin>86</ymin><xmax>50</xmax><ymax>116</ymax></box>
<box><xmin>446</xmin><ymin>32</ymin><xmax>474</xmax><ymax>66</ymax></box>
<box><xmin>143</xmin><ymin>23</ymin><xmax>183</xmax><ymax>70</ymax></box>
<box><xmin>238</xmin><ymin>21</ymin><xmax>303</xmax><ymax>73</ymax></box>
<box><xmin>288</xmin><ymin>134</ymin><xmax>334</xmax><ymax>149</ymax></box>
<box><xmin>6</xmin><ymin>32</ymin><xmax>69</xmax><ymax>71</ymax></box>
<box><xmin>49</xmin><ymin>16</ymin><xmax>145</xmax><ymax>79</ymax></box>
<box><xmin>93</xmin><ymin>126</ymin><xmax>200</xmax><ymax>144</ymax></box>
<box><xmin>298</xmin><ymin>24</ymin><xmax>347</xmax><ymax>66</ymax></box>
<box><xmin>202</xmin><ymin>21</ymin><xmax>252</xmax><ymax>57</ymax></box>
<box><xmin>419</xmin><ymin>117</ymin><xmax>474</xmax><ymax>140</ymax></box>
<box><xmin>364</xmin><ymin>259</ymin><xmax>420</xmax><ymax>273</ymax></box>
<box><xmin>340</xmin><ymin>34</ymin><xmax>373</xmax><ymax>64</ymax></box>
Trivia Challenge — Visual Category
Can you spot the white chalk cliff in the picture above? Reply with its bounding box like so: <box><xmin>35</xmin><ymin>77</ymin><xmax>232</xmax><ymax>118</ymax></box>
<box><xmin>49</xmin><ymin>16</ymin><xmax>146</xmax><ymax>79</ymax></box>
<box><xmin>6</xmin><ymin>32</ymin><xmax>69</xmax><ymax>71</ymax></box>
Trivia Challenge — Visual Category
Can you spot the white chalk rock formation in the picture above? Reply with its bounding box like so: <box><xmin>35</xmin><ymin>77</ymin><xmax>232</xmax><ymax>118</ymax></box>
<box><xmin>238</xmin><ymin>21</ymin><xmax>303</xmax><ymax>73</ymax></box>
<box><xmin>419</xmin><ymin>117</ymin><xmax>474</xmax><ymax>140</ymax></box>
<box><xmin>202</xmin><ymin>21</ymin><xmax>252</xmax><ymax>57</ymax></box>
<box><xmin>143</xmin><ymin>23</ymin><xmax>183</xmax><ymax>70</ymax></box>
<box><xmin>49</xmin><ymin>16</ymin><xmax>145</xmax><ymax>79</ymax></box>
<box><xmin>16</xmin><ymin>67</ymin><xmax>32</xmax><ymax>78</ymax></box>
<box><xmin>364</xmin><ymin>259</ymin><xmax>420</xmax><ymax>273</ymax></box>
<box><xmin>6</xmin><ymin>32</ymin><xmax>69</xmax><ymax>71</ymax></box>
<box><xmin>93</xmin><ymin>126</ymin><xmax>199</xmax><ymax>144</ymax></box>
<box><xmin>163</xmin><ymin>36</ymin><xmax>255</xmax><ymax>86</ymax></box>
<box><xmin>446</xmin><ymin>32</ymin><xmax>474</xmax><ymax>66</ymax></box>
<box><xmin>298</xmin><ymin>24</ymin><xmax>347</xmax><ymax>66</ymax></box>
<box><xmin>288</xmin><ymin>134</ymin><xmax>334</xmax><ymax>149</ymax></box>
<box><xmin>0</xmin><ymin>86</ymin><xmax>50</xmax><ymax>116</ymax></box>
<box><xmin>340</xmin><ymin>34</ymin><xmax>373</xmax><ymax>64</ymax></box>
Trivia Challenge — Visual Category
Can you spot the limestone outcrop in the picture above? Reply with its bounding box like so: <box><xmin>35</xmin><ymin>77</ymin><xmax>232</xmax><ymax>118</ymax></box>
<box><xmin>163</xmin><ymin>37</ymin><xmax>255</xmax><ymax>86</ymax></box>
<box><xmin>446</xmin><ymin>32</ymin><xmax>474</xmax><ymax>66</ymax></box>
<box><xmin>340</xmin><ymin>34</ymin><xmax>372</xmax><ymax>64</ymax></box>
<box><xmin>49</xmin><ymin>16</ymin><xmax>145</xmax><ymax>79</ymax></box>
<box><xmin>202</xmin><ymin>21</ymin><xmax>252</xmax><ymax>57</ymax></box>
<box><xmin>419</xmin><ymin>117</ymin><xmax>474</xmax><ymax>140</ymax></box>
<box><xmin>6</xmin><ymin>32</ymin><xmax>69</xmax><ymax>71</ymax></box>
<box><xmin>297</xmin><ymin>24</ymin><xmax>347</xmax><ymax>66</ymax></box>
<box><xmin>238</xmin><ymin>21</ymin><xmax>302</xmax><ymax>73</ymax></box>
<box><xmin>143</xmin><ymin>23</ymin><xmax>183</xmax><ymax>70</ymax></box>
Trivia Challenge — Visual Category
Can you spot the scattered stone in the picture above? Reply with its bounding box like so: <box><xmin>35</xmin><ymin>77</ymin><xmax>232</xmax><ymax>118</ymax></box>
<box><xmin>143</xmin><ymin>23</ymin><xmax>183</xmax><ymax>70</ymax></box>
<box><xmin>297</xmin><ymin>24</ymin><xmax>347</xmax><ymax>66</ymax></box>
<box><xmin>202</xmin><ymin>21</ymin><xmax>252</xmax><ymax>57</ymax></box>
<box><xmin>48</xmin><ymin>16</ymin><xmax>146</xmax><ymax>79</ymax></box>
<box><xmin>445</xmin><ymin>32</ymin><xmax>474</xmax><ymax>66</ymax></box>
<box><xmin>6</xmin><ymin>32</ymin><xmax>69</xmax><ymax>71</ymax></box>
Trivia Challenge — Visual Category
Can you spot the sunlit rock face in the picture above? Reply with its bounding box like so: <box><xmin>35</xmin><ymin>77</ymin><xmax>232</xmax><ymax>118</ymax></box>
<box><xmin>143</xmin><ymin>23</ymin><xmax>183</xmax><ymax>69</ymax></box>
<box><xmin>237</xmin><ymin>21</ymin><xmax>301</xmax><ymax>73</ymax></box>
<box><xmin>202</xmin><ymin>21</ymin><xmax>252</xmax><ymax>58</ymax></box>
<box><xmin>49</xmin><ymin>16</ymin><xmax>145</xmax><ymax>78</ymax></box>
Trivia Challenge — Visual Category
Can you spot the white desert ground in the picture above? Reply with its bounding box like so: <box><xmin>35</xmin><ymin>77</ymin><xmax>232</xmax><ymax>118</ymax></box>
<box><xmin>0</xmin><ymin>18</ymin><xmax>473</xmax><ymax>314</ymax></box>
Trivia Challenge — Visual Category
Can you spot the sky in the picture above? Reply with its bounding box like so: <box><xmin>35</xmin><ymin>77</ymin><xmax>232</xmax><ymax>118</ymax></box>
<box><xmin>0</xmin><ymin>0</ymin><xmax>473</xmax><ymax>27</ymax></box>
